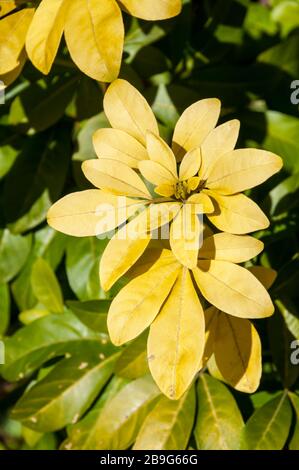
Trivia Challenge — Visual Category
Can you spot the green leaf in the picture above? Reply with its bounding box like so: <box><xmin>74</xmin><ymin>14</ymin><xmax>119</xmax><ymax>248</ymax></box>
<box><xmin>258</xmin><ymin>33</ymin><xmax>299</xmax><ymax>78</ymax></box>
<box><xmin>61</xmin><ymin>375</ymin><xmax>160</xmax><ymax>450</ymax></box>
<box><xmin>31</xmin><ymin>258</ymin><xmax>63</xmax><ymax>313</ymax></box>
<box><xmin>277</xmin><ymin>298</ymin><xmax>299</xmax><ymax>340</ymax></box>
<box><xmin>272</xmin><ymin>1</ymin><xmax>299</xmax><ymax>37</ymax></box>
<box><xmin>9</xmin><ymin>76</ymin><xmax>77</xmax><ymax>132</ymax></box>
<box><xmin>1</xmin><ymin>311</ymin><xmax>108</xmax><ymax>381</ymax></box>
<box><xmin>241</xmin><ymin>392</ymin><xmax>292</xmax><ymax>450</ymax></box>
<box><xmin>268</xmin><ymin>172</ymin><xmax>299</xmax><ymax>216</ymax></box>
<box><xmin>12</xmin><ymin>345</ymin><xmax>118</xmax><ymax>432</ymax></box>
<box><xmin>0</xmin><ymin>283</ymin><xmax>10</xmax><ymax>336</ymax></box>
<box><xmin>288</xmin><ymin>392</ymin><xmax>299</xmax><ymax>450</ymax></box>
<box><xmin>115</xmin><ymin>331</ymin><xmax>149</xmax><ymax>380</ymax></box>
<box><xmin>194</xmin><ymin>374</ymin><xmax>244</xmax><ymax>450</ymax></box>
<box><xmin>66</xmin><ymin>237</ymin><xmax>108</xmax><ymax>301</ymax></box>
<box><xmin>0</xmin><ymin>229</ymin><xmax>31</xmax><ymax>283</ymax></box>
<box><xmin>12</xmin><ymin>227</ymin><xmax>67</xmax><ymax>311</ymax></box>
<box><xmin>134</xmin><ymin>386</ymin><xmax>195</xmax><ymax>450</ymax></box>
<box><xmin>67</xmin><ymin>300</ymin><xmax>110</xmax><ymax>332</ymax></box>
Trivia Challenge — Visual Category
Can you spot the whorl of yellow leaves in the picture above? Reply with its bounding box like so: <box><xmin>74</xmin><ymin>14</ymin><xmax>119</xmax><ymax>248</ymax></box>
<box><xmin>47</xmin><ymin>79</ymin><xmax>282</xmax><ymax>400</ymax></box>
<box><xmin>0</xmin><ymin>0</ymin><xmax>182</xmax><ymax>85</ymax></box>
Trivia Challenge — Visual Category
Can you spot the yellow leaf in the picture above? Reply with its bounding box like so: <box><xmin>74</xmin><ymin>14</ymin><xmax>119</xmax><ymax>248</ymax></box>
<box><xmin>108</xmin><ymin>258</ymin><xmax>180</xmax><ymax>345</ymax></box>
<box><xmin>26</xmin><ymin>0</ymin><xmax>68</xmax><ymax>74</ymax></box>
<box><xmin>93</xmin><ymin>128</ymin><xmax>148</xmax><ymax>168</ymax></box>
<box><xmin>154</xmin><ymin>184</ymin><xmax>175</xmax><ymax>197</ymax></box>
<box><xmin>146</xmin><ymin>132</ymin><xmax>177</xmax><ymax>177</ymax></box>
<box><xmin>82</xmin><ymin>159</ymin><xmax>152</xmax><ymax>199</ymax></box>
<box><xmin>248</xmin><ymin>266</ymin><xmax>277</xmax><ymax>290</ymax></box>
<box><xmin>199</xmin><ymin>233</ymin><xmax>264</xmax><ymax>263</ymax></box>
<box><xmin>0</xmin><ymin>8</ymin><xmax>34</xmax><ymax>74</ymax></box>
<box><xmin>170</xmin><ymin>207</ymin><xmax>202</xmax><ymax>269</ymax></box>
<box><xmin>139</xmin><ymin>160</ymin><xmax>177</xmax><ymax>186</ymax></box>
<box><xmin>47</xmin><ymin>189</ymin><xmax>140</xmax><ymax>236</ymax></box>
<box><xmin>206</xmin><ymin>191</ymin><xmax>269</xmax><ymax>234</ymax></box>
<box><xmin>0</xmin><ymin>1</ymin><xmax>17</xmax><ymax>16</ymax></box>
<box><xmin>199</xmin><ymin>120</ymin><xmax>240</xmax><ymax>179</ymax></box>
<box><xmin>179</xmin><ymin>148</ymin><xmax>201</xmax><ymax>180</ymax></box>
<box><xmin>100</xmin><ymin>202</ymin><xmax>180</xmax><ymax>290</ymax></box>
<box><xmin>198</xmin><ymin>306</ymin><xmax>219</xmax><ymax>370</ymax></box>
<box><xmin>64</xmin><ymin>0</ymin><xmax>124</xmax><ymax>81</ymax></box>
<box><xmin>148</xmin><ymin>268</ymin><xmax>205</xmax><ymax>399</ymax></box>
<box><xmin>104</xmin><ymin>79</ymin><xmax>159</xmax><ymax>144</ymax></box>
<box><xmin>214</xmin><ymin>313</ymin><xmax>262</xmax><ymax>393</ymax></box>
<box><xmin>118</xmin><ymin>0</ymin><xmax>182</xmax><ymax>20</ymax></box>
<box><xmin>187</xmin><ymin>192</ymin><xmax>214</xmax><ymax>214</ymax></box>
<box><xmin>172</xmin><ymin>98</ymin><xmax>220</xmax><ymax>160</ymax></box>
<box><xmin>0</xmin><ymin>49</ymin><xmax>26</xmax><ymax>87</ymax></box>
<box><xmin>207</xmin><ymin>149</ymin><xmax>283</xmax><ymax>195</ymax></box>
<box><xmin>193</xmin><ymin>260</ymin><xmax>274</xmax><ymax>319</ymax></box>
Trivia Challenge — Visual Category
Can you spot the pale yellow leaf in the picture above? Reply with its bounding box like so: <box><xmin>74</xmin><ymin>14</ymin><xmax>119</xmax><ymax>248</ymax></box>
<box><xmin>104</xmin><ymin>79</ymin><xmax>159</xmax><ymax>144</ymax></box>
<box><xmin>187</xmin><ymin>192</ymin><xmax>214</xmax><ymax>214</ymax></box>
<box><xmin>198</xmin><ymin>306</ymin><xmax>219</xmax><ymax>370</ymax></box>
<box><xmin>199</xmin><ymin>233</ymin><xmax>264</xmax><ymax>263</ymax></box>
<box><xmin>146</xmin><ymin>132</ymin><xmax>177</xmax><ymax>177</ymax></box>
<box><xmin>26</xmin><ymin>0</ymin><xmax>68</xmax><ymax>74</ymax></box>
<box><xmin>0</xmin><ymin>8</ymin><xmax>34</xmax><ymax>74</ymax></box>
<box><xmin>148</xmin><ymin>268</ymin><xmax>205</xmax><ymax>399</ymax></box>
<box><xmin>47</xmin><ymin>189</ymin><xmax>140</xmax><ymax>236</ymax></box>
<box><xmin>64</xmin><ymin>0</ymin><xmax>124</xmax><ymax>81</ymax></box>
<box><xmin>170</xmin><ymin>207</ymin><xmax>203</xmax><ymax>269</ymax></box>
<box><xmin>214</xmin><ymin>313</ymin><xmax>262</xmax><ymax>393</ymax></box>
<box><xmin>179</xmin><ymin>148</ymin><xmax>201</xmax><ymax>180</ymax></box>
<box><xmin>82</xmin><ymin>159</ymin><xmax>152</xmax><ymax>199</ymax></box>
<box><xmin>108</xmin><ymin>258</ymin><xmax>180</xmax><ymax>345</ymax></box>
<box><xmin>193</xmin><ymin>260</ymin><xmax>274</xmax><ymax>318</ymax></box>
<box><xmin>200</xmin><ymin>120</ymin><xmax>240</xmax><ymax>179</ymax></box>
<box><xmin>207</xmin><ymin>149</ymin><xmax>283</xmax><ymax>195</ymax></box>
<box><xmin>139</xmin><ymin>160</ymin><xmax>177</xmax><ymax>186</ymax></box>
<box><xmin>0</xmin><ymin>1</ymin><xmax>16</xmax><ymax>16</ymax></box>
<box><xmin>93</xmin><ymin>128</ymin><xmax>148</xmax><ymax>168</ymax></box>
<box><xmin>118</xmin><ymin>0</ymin><xmax>182</xmax><ymax>20</ymax></box>
<box><xmin>172</xmin><ymin>98</ymin><xmax>220</xmax><ymax>160</ymax></box>
<box><xmin>206</xmin><ymin>191</ymin><xmax>269</xmax><ymax>234</ymax></box>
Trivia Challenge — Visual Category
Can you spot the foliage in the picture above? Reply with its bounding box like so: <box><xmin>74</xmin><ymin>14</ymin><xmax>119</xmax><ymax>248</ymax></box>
<box><xmin>0</xmin><ymin>0</ymin><xmax>299</xmax><ymax>450</ymax></box>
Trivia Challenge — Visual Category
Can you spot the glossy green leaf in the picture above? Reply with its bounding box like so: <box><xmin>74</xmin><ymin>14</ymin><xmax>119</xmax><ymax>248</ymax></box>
<box><xmin>194</xmin><ymin>374</ymin><xmax>244</xmax><ymax>450</ymax></box>
<box><xmin>31</xmin><ymin>258</ymin><xmax>63</xmax><ymax>313</ymax></box>
<box><xmin>241</xmin><ymin>392</ymin><xmax>292</xmax><ymax>450</ymax></box>
<box><xmin>0</xmin><ymin>283</ymin><xmax>10</xmax><ymax>336</ymax></box>
<box><xmin>288</xmin><ymin>392</ymin><xmax>299</xmax><ymax>450</ymax></box>
<box><xmin>66</xmin><ymin>300</ymin><xmax>110</xmax><ymax>333</ymax></box>
<box><xmin>0</xmin><ymin>229</ymin><xmax>31</xmax><ymax>283</ymax></box>
<box><xmin>12</xmin><ymin>346</ymin><xmax>118</xmax><ymax>432</ymax></box>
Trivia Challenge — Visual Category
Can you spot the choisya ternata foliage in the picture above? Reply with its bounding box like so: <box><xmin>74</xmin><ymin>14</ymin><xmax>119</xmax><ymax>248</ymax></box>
<box><xmin>47</xmin><ymin>79</ymin><xmax>282</xmax><ymax>400</ymax></box>
<box><xmin>0</xmin><ymin>0</ymin><xmax>181</xmax><ymax>85</ymax></box>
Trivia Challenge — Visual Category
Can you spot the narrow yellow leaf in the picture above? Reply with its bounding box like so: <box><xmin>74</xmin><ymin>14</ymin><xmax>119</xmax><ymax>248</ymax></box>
<box><xmin>172</xmin><ymin>98</ymin><xmax>220</xmax><ymax>160</ymax></box>
<box><xmin>108</xmin><ymin>258</ymin><xmax>180</xmax><ymax>345</ymax></box>
<box><xmin>118</xmin><ymin>0</ymin><xmax>182</xmax><ymax>20</ymax></box>
<box><xmin>199</xmin><ymin>233</ymin><xmax>264</xmax><ymax>263</ymax></box>
<box><xmin>148</xmin><ymin>268</ymin><xmax>205</xmax><ymax>399</ymax></box>
<box><xmin>47</xmin><ymin>189</ymin><xmax>140</xmax><ymax>236</ymax></box>
<box><xmin>64</xmin><ymin>0</ymin><xmax>124</xmax><ymax>81</ymax></box>
<box><xmin>179</xmin><ymin>148</ymin><xmax>201</xmax><ymax>180</ymax></box>
<box><xmin>207</xmin><ymin>149</ymin><xmax>283</xmax><ymax>195</ymax></box>
<box><xmin>93</xmin><ymin>128</ymin><xmax>148</xmax><ymax>168</ymax></box>
<box><xmin>0</xmin><ymin>8</ymin><xmax>34</xmax><ymax>74</ymax></box>
<box><xmin>82</xmin><ymin>159</ymin><xmax>152</xmax><ymax>199</ymax></box>
<box><xmin>200</xmin><ymin>120</ymin><xmax>240</xmax><ymax>179</ymax></box>
<box><xmin>104</xmin><ymin>79</ymin><xmax>159</xmax><ymax>144</ymax></box>
<box><xmin>198</xmin><ymin>306</ymin><xmax>219</xmax><ymax>370</ymax></box>
<box><xmin>206</xmin><ymin>191</ymin><xmax>270</xmax><ymax>234</ymax></box>
<box><xmin>193</xmin><ymin>260</ymin><xmax>274</xmax><ymax>318</ymax></box>
<box><xmin>146</xmin><ymin>132</ymin><xmax>177</xmax><ymax>177</ymax></box>
<box><xmin>214</xmin><ymin>313</ymin><xmax>262</xmax><ymax>393</ymax></box>
<box><xmin>139</xmin><ymin>160</ymin><xmax>177</xmax><ymax>186</ymax></box>
<box><xmin>26</xmin><ymin>0</ymin><xmax>68</xmax><ymax>74</ymax></box>
<box><xmin>170</xmin><ymin>207</ymin><xmax>202</xmax><ymax>269</ymax></box>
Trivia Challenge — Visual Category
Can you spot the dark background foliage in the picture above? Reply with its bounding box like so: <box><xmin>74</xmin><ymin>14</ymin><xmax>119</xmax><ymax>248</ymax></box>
<box><xmin>0</xmin><ymin>0</ymin><xmax>298</xmax><ymax>450</ymax></box>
